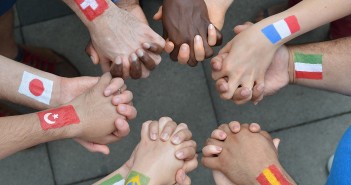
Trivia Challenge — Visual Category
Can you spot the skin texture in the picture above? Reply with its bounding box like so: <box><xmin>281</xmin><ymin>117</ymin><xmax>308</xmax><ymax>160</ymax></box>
<box><xmin>127</xmin><ymin>119</ymin><xmax>197</xmax><ymax>185</ymax></box>
<box><xmin>162</xmin><ymin>0</ymin><xmax>222</xmax><ymax>66</ymax></box>
<box><xmin>202</xmin><ymin>124</ymin><xmax>296</xmax><ymax>185</ymax></box>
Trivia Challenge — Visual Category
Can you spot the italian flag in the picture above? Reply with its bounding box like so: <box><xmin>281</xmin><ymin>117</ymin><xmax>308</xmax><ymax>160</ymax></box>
<box><xmin>294</xmin><ymin>53</ymin><xmax>323</xmax><ymax>80</ymax></box>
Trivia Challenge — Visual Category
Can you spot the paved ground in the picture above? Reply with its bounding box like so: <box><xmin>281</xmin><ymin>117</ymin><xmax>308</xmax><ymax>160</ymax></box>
<box><xmin>1</xmin><ymin>0</ymin><xmax>350</xmax><ymax>184</ymax></box>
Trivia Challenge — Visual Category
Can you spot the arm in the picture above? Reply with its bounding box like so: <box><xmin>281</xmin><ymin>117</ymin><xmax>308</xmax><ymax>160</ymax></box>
<box><xmin>288</xmin><ymin>37</ymin><xmax>351</xmax><ymax>95</ymax></box>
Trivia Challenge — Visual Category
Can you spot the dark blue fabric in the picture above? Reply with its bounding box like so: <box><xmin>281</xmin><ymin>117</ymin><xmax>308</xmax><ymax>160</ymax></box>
<box><xmin>326</xmin><ymin>126</ymin><xmax>351</xmax><ymax>185</ymax></box>
<box><xmin>0</xmin><ymin>0</ymin><xmax>16</xmax><ymax>16</ymax></box>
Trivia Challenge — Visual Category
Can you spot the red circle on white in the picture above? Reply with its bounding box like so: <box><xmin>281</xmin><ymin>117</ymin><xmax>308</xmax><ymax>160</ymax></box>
<box><xmin>29</xmin><ymin>79</ymin><xmax>44</xmax><ymax>96</ymax></box>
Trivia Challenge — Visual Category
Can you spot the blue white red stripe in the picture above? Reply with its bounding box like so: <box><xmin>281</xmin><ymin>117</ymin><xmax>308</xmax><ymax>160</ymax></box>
<box><xmin>261</xmin><ymin>16</ymin><xmax>300</xmax><ymax>44</ymax></box>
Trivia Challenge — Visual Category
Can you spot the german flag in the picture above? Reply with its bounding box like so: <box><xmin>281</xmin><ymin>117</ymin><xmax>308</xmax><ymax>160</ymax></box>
<box><xmin>256</xmin><ymin>165</ymin><xmax>291</xmax><ymax>185</ymax></box>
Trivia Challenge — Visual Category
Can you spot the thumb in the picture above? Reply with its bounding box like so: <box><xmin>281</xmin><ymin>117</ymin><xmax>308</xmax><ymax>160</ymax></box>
<box><xmin>153</xmin><ymin>6</ymin><xmax>163</xmax><ymax>21</ymax></box>
<box><xmin>74</xmin><ymin>138</ymin><xmax>110</xmax><ymax>155</ymax></box>
<box><xmin>273</xmin><ymin>138</ymin><xmax>281</xmax><ymax>150</ymax></box>
<box><xmin>233</xmin><ymin>22</ymin><xmax>254</xmax><ymax>34</ymax></box>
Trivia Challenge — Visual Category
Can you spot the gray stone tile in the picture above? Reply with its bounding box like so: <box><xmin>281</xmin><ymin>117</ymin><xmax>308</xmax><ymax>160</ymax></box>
<box><xmin>22</xmin><ymin>15</ymin><xmax>101</xmax><ymax>76</ymax></box>
<box><xmin>0</xmin><ymin>144</ymin><xmax>55</xmax><ymax>185</ymax></box>
<box><xmin>189</xmin><ymin>155</ymin><xmax>216</xmax><ymax>185</ymax></box>
<box><xmin>271</xmin><ymin>114</ymin><xmax>351</xmax><ymax>184</ymax></box>
<box><xmin>73</xmin><ymin>178</ymin><xmax>100</xmax><ymax>185</ymax></box>
<box><xmin>16</xmin><ymin>0</ymin><xmax>73</xmax><ymax>26</ymax></box>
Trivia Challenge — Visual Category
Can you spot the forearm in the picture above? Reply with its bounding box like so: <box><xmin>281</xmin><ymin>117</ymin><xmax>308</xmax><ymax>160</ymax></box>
<box><xmin>0</xmin><ymin>55</ymin><xmax>63</xmax><ymax>110</ymax></box>
<box><xmin>287</xmin><ymin>37</ymin><xmax>351</xmax><ymax>95</ymax></box>
<box><xmin>0</xmin><ymin>113</ymin><xmax>68</xmax><ymax>159</ymax></box>
<box><xmin>254</xmin><ymin>0</ymin><xmax>351</xmax><ymax>46</ymax></box>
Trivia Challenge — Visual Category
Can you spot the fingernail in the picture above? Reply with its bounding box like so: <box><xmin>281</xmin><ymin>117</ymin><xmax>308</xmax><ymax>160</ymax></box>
<box><xmin>131</xmin><ymin>53</ymin><xmax>138</xmax><ymax>62</ymax></box>
<box><xmin>241</xmin><ymin>89</ymin><xmax>251</xmax><ymax>96</ymax></box>
<box><xmin>104</xmin><ymin>89</ymin><xmax>111</xmax><ymax>96</ymax></box>
<box><xmin>209</xmin><ymin>24</ymin><xmax>214</xmax><ymax>30</ymax></box>
<box><xmin>180</xmin><ymin>171</ymin><xmax>186</xmax><ymax>181</ymax></box>
<box><xmin>114</xmin><ymin>97</ymin><xmax>121</xmax><ymax>104</ymax></box>
<box><xmin>181</xmin><ymin>44</ymin><xmax>187</xmax><ymax>51</ymax></box>
<box><xmin>214</xmin><ymin>63</ymin><xmax>220</xmax><ymax>70</ymax></box>
<box><xmin>233</xmin><ymin>124</ymin><xmax>240</xmax><ymax>131</ymax></box>
<box><xmin>151</xmin><ymin>133</ymin><xmax>157</xmax><ymax>140</ymax></box>
<box><xmin>90</xmin><ymin>56</ymin><xmax>95</xmax><ymax>63</ymax></box>
<box><xmin>176</xmin><ymin>151</ymin><xmax>184</xmax><ymax>159</ymax></box>
<box><xmin>172</xmin><ymin>135</ymin><xmax>181</xmax><ymax>144</ymax></box>
<box><xmin>136</xmin><ymin>49</ymin><xmax>144</xmax><ymax>57</ymax></box>
<box><xmin>216</xmin><ymin>146</ymin><xmax>222</xmax><ymax>151</ymax></box>
<box><xmin>143</xmin><ymin>43</ymin><xmax>151</xmax><ymax>49</ymax></box>
<box><xmin>254</xmin><ymin>101</ymin><xmax>259</xmax><ymax>105</ymax></box>
<box><xmin>195</xmin><ymin>35</ymin><xmax>201</xmax><ymax>42</ymax></box>
<box><xmin>257</xmin><ymin>84</ymin><xmax>264</xmax><ymax>92</ymax></box>
<box><xmin>161</xmin><ymin>133</ymin><xmax>169</xmax><ymax>140</ymax></box>
<box><xmin>119</xmin><ymin>104</ymin><xmax>126</xmax><ymax>112</ymax></box>
<box><xmin>219</xmin><ymin>84</ymin><xmax>227</xmax><ymax>92</ymax></box>
<box><xmin>117</xmin><ymin>119</ymin><xmax>125</xmax><ymax>127</ymax></box>
<box><xmin>219</xmin><ymin>132</ymin><xmax>226</xmax><ymax>139</ymax></box>
<box><xmin>115</xmin><ymin>57</ymin><xmax>122</xmax><ymax>65</ymax></box>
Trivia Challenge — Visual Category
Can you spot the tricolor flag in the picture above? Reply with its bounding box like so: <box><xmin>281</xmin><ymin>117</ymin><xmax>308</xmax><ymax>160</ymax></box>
<box><xmin>257</xmin><ymin>165</ymin><xmax>291</xmax><ymax>185</ymax></box>
<box><xmin>37</xmin><ymin>105</ymin><xmax>80</xmax><ymax>130</ymax></box>
<box><xmin>18</xmin><ymin>71</ymin><xmax>53</xmax><ymax>105</ymax></box>
<box><xmin>100</xmin><ymin>174</ymin><xmax>125</xmax><ymax>185</ymax></box>
<box><xmin>262</xmin><ymin>16</ymin><xmax>300</xmax><ymax>44</ymax></box>
<box><xmin>294</xmin><ymin>53</ymin><xmax>323</xmax><ymax>80</ymax></box>
<box><xmin>75</xmin><ymin>0</ymin><xmax>108</xmax><ymax>21</ymax></box>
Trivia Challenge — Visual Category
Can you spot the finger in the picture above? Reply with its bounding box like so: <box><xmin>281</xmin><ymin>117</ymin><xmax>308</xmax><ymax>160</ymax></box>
<box><xmin>177</xmin><ymin>44</ymin><xmax>190</xmax><ymax>64</ymax></box>
<box><xmin>231</xmin><ymin>86</ymin><xmax>252</xmax><ymax>105</ymax></box>
<box><xmin>218</xmin><ymin>124</ymin><xmax>231</xmax><ymax>133</ymax></box>
<box><xmin>215</xmin><ymin>27</ymin><xmax>223</xmax><ymax>46</ymax></box>
<box><xmin>208</xmin><ymin>24</ymin><xmax>217</xmax><ymax>46</ymax></box>
<box><xmin>85</xmin><ymin>41</ymin><xmax>100</xmax><ymax>64</ymax></box>
<box><xmin>120</xmin><ymin>56</ymin><xmax>130</xmax><ymax>79</ymax></box>
<box><xmin>216</xmin><ymin>79</ymin><xmax>229</xmax><ymax>93</ymax></box>
<box><xmin>210</xmin><ymin>129</ymin><xmax>227</xmax><ymax>141</ymax></box>
<box><xmin>211</xmin><ymin>56</ymin><xmax>223</xmax><ymax>71</ymax></box>
<box><xmin>149</xmin><ymin>120</ymin><xmax>159</xmax><ymax>141</ymax></box>
<box><xmin>228</xmin><ymin>121</ymin><xmax>241</xmax><ymax>133</ymax></box>
<box><xmin>199</xmin><ymin>28</ymin><xmax>214</xmax><ymax>59</ymax></box>
<box><xmin>218</xmin><ymin>40</ymin><xmax>233</xmax><ymax>55</ymax></box>
<box><xmin>141</xmin><ymin>120</ymin><xmax>153</xmax><ymax>140</ymax></box>
<box><xmin>153</xmin><ymin>6</ymin><xmax>163</xmax><ymax>21</ymax></box>
<box><xmin>202</xmin><ymin>145</ymin><xmax>223</xmax><ymax>157</ymax></box>
<box><xmin>205</xmin><ymin>138</ymin><xmax>224</xmax><ymax>147</ymax></box>
<box><xmin>221</xmin><ymin>75</ymin><xmax>240</xmax><ymax>100</ymax></box>
<box><xmin>113</xmin><ymin>118</ymin><xmax>130</xmax><ymax>138</ymax></box>
<box><xmin>160</xmin><ymin>121</ymin><xmax>177</xmax><ymax>141</ymax></box>
<box><xmin>202</xmin><ymin>157</ymin><xmax>220</xmax><ymax>170</ymax></box>
<box><xmin>194</xmin><ymin>35</ymin><xmax>205</xmax><ymax>62</ymax></box>
<box><xmin>158</xmin><ymin>117</ymin><xmax>174</xmax><ymax>131</ymax></box>
<box><xmin>171</xmin><ymin>127</ymin><xmax>192</xmax><ymax>145</ymax></box>
<box><xmin>273</xmin><ymin>138</ymin><xmax>281</xmax><ymax>150</ymax></box>
<box><xmin>183</xmin><ymin>154</ymin><xmax>198</xmax><ymax>172</ymax></box>
<box><xmin>249</xmin><ymin>123</ymin><xmax>261</xmax><ymax>133</ymax></box>
<box><xmin>136</xmin><ymin>49</ymin><xmax>156</xmax><ymax>70</ymax></box>
<box><xmin>110</xmin><ymin>56</ymin><xmax>123</xmax><ymax>78</ymax></box>
<box><xmin>104</xmin><ymin>77</ymin><xmax>124</xmax><ymax>96</ymax></box>
<box><xmin>175</xmin><ymin>146</ymin><xmax>196</xmax><ymax>160</ymax></box>
<box><xmin>74</xmin><ymin>138</ymin><xmax>110</xmax><ymax>155</ymax></box>
<box><xmin>252</xmin><ymin>82</ymin><xmax>265</xmax><ymax>105</ymax></box>
<box><xmin>175</xmin><ymin>170</ymin><xmax>191</xmax><ymax>185</ymax></box>
<box><xmin>112</xmin><ymin>90</ymin><xmax>133</xmax><ymax>105</ymax></box>
<box><xmin>164</xmin><ymin>39</ymin><xmax>175</xmax><ymax>54</ymax></box>
<box><xmin>117</xmin><ymin>104</ymin><xmax>137</xmax><ymax>120</ymax></box>
<box><xmin>100</xmin><ymin>60</ymin><xmax>112</xmax><ymax>73</ymax></box>
<box><xmin>130</xmin><ymin>53</ymin><xmax>142</xmax><ymax>79</ymax></box>
<box><xmin>143</xmin><ymin>42</ymin><xmax>163</xmax><ymax>55</ymax></box>
<box><xmin>233</xmin><ymin>22</ymin><xmax>254</xmax><ymax>34</ymax></box>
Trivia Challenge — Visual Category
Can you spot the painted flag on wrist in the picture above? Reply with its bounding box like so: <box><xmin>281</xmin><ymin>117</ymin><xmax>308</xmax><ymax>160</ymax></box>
<box><xmin>294</xmin><ymin>53</ymin><xmax>323</xmax><ymax>80</ymax></box>
<box><xmin>37</xmin><ymin>105</ymin><xmax>80</xmax><ymax>130</ymax></box>
<box><xmin>18</xmin><ymin>71</ymin><xmax>53</xmax><ymax>105</ymax></box>
<box><xmin>75</xmin><ymin>0</ymin><xmax>108</xmax><ymax>21</ymax></box>
<box><xmin>126</xmin><ymin>171</ymin><xmax>150</xmax><ymax>185</ymax></box>
<box><xmin>100</xmin><ymin>174</ymin><xmax>125</xmax><ymax>185</ymax></box>
<box><xmin>257</xmin><ymin>165</ymin><xmax>291</xmax><ymax>185</ymax></box>
<box><xmin>262</xmin><ymin>16</ymin><xmax>300</xmax><ymax>44</ymax></box>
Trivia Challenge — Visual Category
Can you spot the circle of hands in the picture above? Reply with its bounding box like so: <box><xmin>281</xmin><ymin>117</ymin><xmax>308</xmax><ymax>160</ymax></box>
<box><xmin>61</xmin><ymin>0</ymin><xmax>292</xmax><ymax>184</ymax></box>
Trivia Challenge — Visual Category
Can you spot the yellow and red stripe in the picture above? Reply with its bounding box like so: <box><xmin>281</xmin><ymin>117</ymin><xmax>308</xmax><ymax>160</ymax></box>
<box><xmin>256</xmin><ymin>165</ymin><xmax>290</xmax><ymax>185</ymax></box>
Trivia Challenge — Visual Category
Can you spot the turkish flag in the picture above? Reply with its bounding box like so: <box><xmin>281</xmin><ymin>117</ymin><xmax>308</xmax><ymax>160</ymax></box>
<box><xmin>37</xmin><ymin>105</ymin><xmax>80</xmax><ymax>130</ymax></box>
<box><xmin>74</xmin><ymin>0</ymin><xmax>108</xmax><ymax>21</ymax></box>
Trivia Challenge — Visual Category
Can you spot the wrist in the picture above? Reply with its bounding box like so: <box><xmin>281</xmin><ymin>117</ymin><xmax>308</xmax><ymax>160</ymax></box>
<box><xmin>287</xmin><ymin>47</ymin><xmax>296</xmax><ymax>84</ymax></box>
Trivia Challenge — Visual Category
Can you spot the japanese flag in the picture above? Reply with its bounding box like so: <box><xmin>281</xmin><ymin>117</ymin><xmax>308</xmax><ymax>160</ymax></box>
<box><xmin>18</xmin><ymin>71</ymin><xmax>53</xmax><ymax>105</ymax></box>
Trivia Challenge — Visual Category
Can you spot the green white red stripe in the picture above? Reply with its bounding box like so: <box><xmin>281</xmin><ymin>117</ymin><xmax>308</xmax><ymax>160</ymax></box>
<box><xmin>294</xmin><ymin>53</ymin><xmax>323</xmax><ymax>79</ymax></box>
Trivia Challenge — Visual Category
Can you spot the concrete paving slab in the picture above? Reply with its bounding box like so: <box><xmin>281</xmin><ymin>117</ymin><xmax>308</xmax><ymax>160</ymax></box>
<box><xmin>0</xmin><ymin>144</ymin><xmax>55</xmax><ymax>185</ymax></box>
<box><xmin>16</xmin><ymin>0</ymin><xmax>72</xmax><ymax>26</ymax></box>
<box><xmin>271</xmin><ymin>113</ymin><xmax>351</xmax><ymax>184</ymax></box>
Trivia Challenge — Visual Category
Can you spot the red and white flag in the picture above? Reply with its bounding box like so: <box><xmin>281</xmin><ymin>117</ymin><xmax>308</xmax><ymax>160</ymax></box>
<box><xmin>75</xmin><ymin>0</ymin><xmax>108</xmax><ymax>21</ymax></box>
<box><xmin>18</xmin><ymin>71</ymin><xmax>53</xmax><ymax>105</ymax></box>
<box><xmin>37</xmin><ymin>105</ymin><xmax>80</xmax><ymax>130</ymax></box>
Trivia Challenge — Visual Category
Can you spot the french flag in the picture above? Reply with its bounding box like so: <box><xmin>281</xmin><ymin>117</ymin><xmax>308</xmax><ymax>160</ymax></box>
<box><xmin>261</xmin><ymin>16</ymin><xmax>300</xmax><ymax>44</ymax></box>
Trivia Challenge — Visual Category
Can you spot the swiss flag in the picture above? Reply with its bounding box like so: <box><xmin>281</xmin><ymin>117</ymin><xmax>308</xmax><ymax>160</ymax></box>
<box><xmin>75</xmin><ymin>0</ymin><xmax>108</xmax><ymax>21</ymax></box>
<box><xmin>18</xmin><ymin>71</ymin><xmax>53</xmax><ymax>105</ymax></box>
<box><xmin>37</xmin><ymin>105</ymin><xmax>80</xmax><ymax>130</ymax></box>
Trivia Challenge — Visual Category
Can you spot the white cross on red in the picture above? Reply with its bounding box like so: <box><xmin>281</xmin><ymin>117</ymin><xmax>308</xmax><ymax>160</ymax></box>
<box><xmin>80</xmin><ymin>0</ymin><xmax>98</xmax><ymax>10</ymax></box>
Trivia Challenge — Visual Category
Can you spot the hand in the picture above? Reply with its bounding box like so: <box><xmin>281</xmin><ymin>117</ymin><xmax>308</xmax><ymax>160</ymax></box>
<box><xmin>65</xmin><ymin>73</ymin><xmax>136</xmax><ymax>154</ymax></box>
<box><xmin>127</xmin><ymin>118</ymin><xmax>197</xmax><ymax>185</ymax></box>
<box><xmin>202</xmin><ymin>123</ymin><xmax>285</xmax><ymax>185</ymax></box>
<box><xmin>212</xmin><ymin>22</ymin><xmax>290</xmax><ymax>105</ymax></box>
<box><xmin>160</xmin><ymin>0</ymin><xmax>222</xmax><ymax>66</ymax></box>
<box><xmin>86</xmin><ymin>5</ymin><xmax>165</xmax><ymax>78</ymax></box>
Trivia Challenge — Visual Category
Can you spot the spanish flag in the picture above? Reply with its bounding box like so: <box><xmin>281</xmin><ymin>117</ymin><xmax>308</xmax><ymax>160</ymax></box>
<box><xmin>256</xmin><ymin>165</ymin><xmax>291</xmax><ymax>185</ymax></box>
